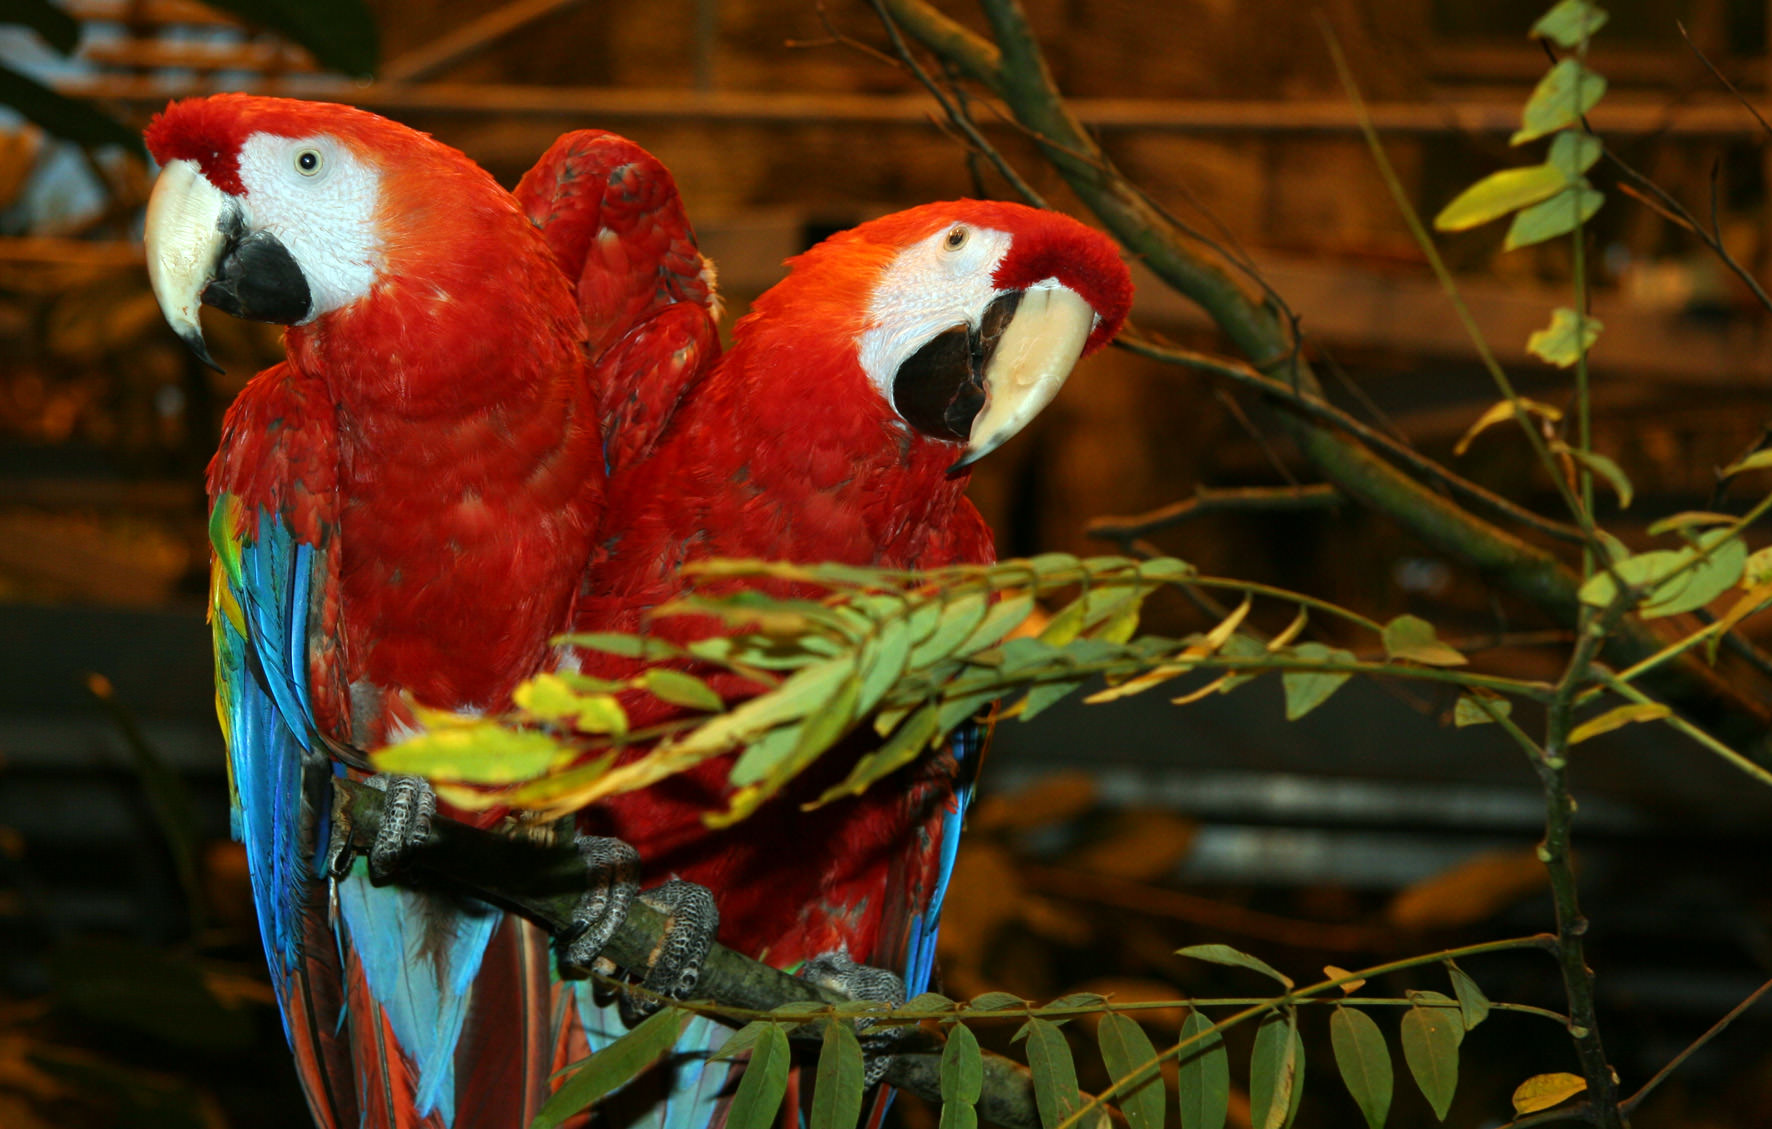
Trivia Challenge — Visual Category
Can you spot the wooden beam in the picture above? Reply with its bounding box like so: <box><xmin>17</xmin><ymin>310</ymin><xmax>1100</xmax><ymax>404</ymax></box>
<box><xmin>79</xmin><ymin>41</ymin><xmax>316</xmax><ymax>73</ymax></box>
<box><xmin>55</xmin><ymin>76</ymin><xmax>1772</xmax><ymax>137</ymax></box>
<box><xmin>380</xmin><ymin>0</ymin><xmax>585</xmax><ymax>84</ymax></box>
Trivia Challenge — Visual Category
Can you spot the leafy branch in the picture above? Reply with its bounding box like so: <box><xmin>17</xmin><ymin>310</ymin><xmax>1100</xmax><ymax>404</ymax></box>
<box><xmin>373</xmin><ymin>554</ymin><xmax>1578</xmax><ymax>824</ymax></box>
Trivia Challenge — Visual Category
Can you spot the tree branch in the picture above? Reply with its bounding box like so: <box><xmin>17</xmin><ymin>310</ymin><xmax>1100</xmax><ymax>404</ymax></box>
<box><xmin>877</xmin><ymin>0</ymin><xmax>1772</xmax><ymax>734</ymax></box>
<box><xmin>331</xmin><ymin>777</ymin><xmax>1054</xmax><ymax>1129</ymax></box>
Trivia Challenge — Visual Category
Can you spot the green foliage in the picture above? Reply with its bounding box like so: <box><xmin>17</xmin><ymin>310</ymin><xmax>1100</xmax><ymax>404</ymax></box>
<box><xmin>726</xmin><ymin>1022</ymin><xmax>791</xmax><ymax>1129</ymax></box>
<box><xmin>1577</xmin><ymin>527</ymin><xmax>1748</xmax><ymax>617</ymax></box>
<box><xmin>1177</xmin><ymin>1009</ymin><xmax>1230</xmax><ymax>1129</ymax></box>
<box><xmin>1248</xmin><ymin>1011</ymin><xmax>1304</xmax><ymax>1129</ymax></box>
<box><xmin>377</xmin><ymin>554</ymin><xmax>1562</xmax><ymax>824</ymax></box>
<box><xmin>1512</xmin><ymin>59</ymin><xmax>1607</xmax><ymax>145</ymax></box>
<box><xmin>1379</xmin><ymin>615</ymin><xmax>1467</xmax><ymax>667</ymax></box>
<box><xmin>1097</xmin><ymin>1014</ymin><xmax>1164</xmax><ymax>1129</ymax></box>
<box><xmin>940</xmin><ymin>1023</ymin><xmax>984</xmax><ymax>1129</ymax></box>
<box><xmin>1433</xmin><ymin>1</ymin><xmax>1609</xmax><ymax>370</ymax></box>
<box><xmin>532</xmin><ymin>1007</ymin><xmax>691</xmax><ymax>1129</ymax></box>
<box><xmin>1176</xmin><ymin>944</ymin><xmax>1294</xmax><ymax>989</ymax></box>
<box><xmin>1017</xmin><ymin>1018</ymin><xmax>1084</xmax><ymax>1129</ymax></box>
<box><xmin>811</xmin><ymin>1022</ymin><xmax>866</xmax><ymax>1129</ymax></box>
<box><xmin>1400</xmin><ymin>1002</ymin><xmax>1461</xmax><ymax>1120</ymax></box>
<box><xmin>1527</xmin><ymin>308</ymin><xmax>1605</xmax><ymax>367</ymax></box>
<box><xmin>1329</xmin><ymin>1007</ymin><xmax>1392</xmax><ymax>1129</ymax></box>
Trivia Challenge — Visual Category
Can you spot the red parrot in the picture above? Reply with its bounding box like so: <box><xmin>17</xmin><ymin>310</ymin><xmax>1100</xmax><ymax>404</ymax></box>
<box><xmin>143</xmin><ymin>96</ymin><xmax>716</xmax><ymax>1129</ymax></box>
<box><xmin>561</xmin><ymin>199</ymin><xmax>1133</xmax><ymax>1126</ymax></box>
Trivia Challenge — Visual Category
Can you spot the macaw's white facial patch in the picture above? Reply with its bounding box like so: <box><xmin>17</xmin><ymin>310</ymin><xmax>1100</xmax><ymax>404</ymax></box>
<box><xmin>856</xmin><ymin>222</ymin><xmax>1014</xmax><ymax>415</ymax></box>
<box><xmin>235</xmin><ymin>132</ymin><xmax>383</xmax><ymax>322</ymax></box>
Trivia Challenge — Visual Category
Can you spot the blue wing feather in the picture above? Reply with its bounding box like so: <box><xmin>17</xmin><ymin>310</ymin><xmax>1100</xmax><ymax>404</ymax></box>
<box><xmin>215</xmin><ymin>497</ymin><xmax>505</xmax><ymax>1128</ymax></box>
<box><xmin>901</xmin><ymin>719</ymin><xmax>984</xmax><ymax>996</ymax></box>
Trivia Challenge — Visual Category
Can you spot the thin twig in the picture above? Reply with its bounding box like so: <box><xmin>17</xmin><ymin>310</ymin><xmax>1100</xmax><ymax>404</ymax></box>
<box><xmin>1115</xmin><ymin>333</ymin><xmax>1591</xmax><ymax>546</ymax></box>
<box><xmin>1620</xmin><ymin>975</ymin><xmax>1772</xmax><ymax>1114</ymax></box>
<box><xmin>1088</xmin><ymin>484</ymin><xmax>1341</xmax><ymax>546</ymax></box>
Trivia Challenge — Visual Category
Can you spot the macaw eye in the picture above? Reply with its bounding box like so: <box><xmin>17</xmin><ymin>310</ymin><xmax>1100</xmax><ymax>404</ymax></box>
<box><xmin>295</xmin><ymin>149</ymin><xmax>324</xmax><ymax>176</ymax></box>
<box><xmin>943</xmin><ymin>226</ymin><xmax>969</xmax><ymax>251</ymax></box>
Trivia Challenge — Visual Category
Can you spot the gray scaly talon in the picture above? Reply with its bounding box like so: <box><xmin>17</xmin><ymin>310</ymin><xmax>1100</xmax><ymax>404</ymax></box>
<box><xmin>621</xmin><ymin>878</ymin><xmax>719</xmax><ymax>1016</ymax></box>
<box><xmin>560</xmin><ymin>835</ymin><xmax>641</xmax><ymax>972</ymax></box>
<box><xmin>364</xmin><ymin>773</ymin><xmax>436</xmax><ymax>883</ymax></box>
<box><xmin>803</xmin><ymin>950</ymin><xmax>907</xmax><ymax>1086</ymax></box>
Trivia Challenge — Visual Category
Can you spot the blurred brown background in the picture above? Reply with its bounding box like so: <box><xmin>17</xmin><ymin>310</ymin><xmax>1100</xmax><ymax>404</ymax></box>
<box><xmin>4</xmin><ymin>2</ymin><xmax>1772</xmax><ymax>1126</ymax></box>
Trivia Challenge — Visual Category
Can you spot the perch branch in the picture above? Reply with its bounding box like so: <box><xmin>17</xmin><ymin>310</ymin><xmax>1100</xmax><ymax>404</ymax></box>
<box><xmin>331</xmin><ymin>778</ymin><xmax>1053</xmax><ymax>1129</ymax></box>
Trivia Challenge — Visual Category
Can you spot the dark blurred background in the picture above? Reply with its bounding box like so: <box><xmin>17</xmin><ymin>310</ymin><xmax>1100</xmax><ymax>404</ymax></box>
<box><xmin>4</xmin><ymin>2</ymin><xmax>1772</xmax><ymax>1126</ymax></box>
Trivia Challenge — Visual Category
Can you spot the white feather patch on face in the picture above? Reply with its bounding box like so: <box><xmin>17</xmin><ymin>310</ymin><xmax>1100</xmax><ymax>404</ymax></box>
<box><xmin>235</xmin><ymin>131</ymin><xmax>382</xmax><ymax>322</ymax></box>
<box><xmin>856</xmin><ymin>222</ymin><xmax>1014</xmax><ymax>416</ymax></box>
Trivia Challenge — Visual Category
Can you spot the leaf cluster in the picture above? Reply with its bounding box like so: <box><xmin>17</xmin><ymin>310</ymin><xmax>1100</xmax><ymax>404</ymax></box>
<box><xmin>372</xmin><ymin>555</ymin><xmax>1557</xmax><ymax>826</ymax></box>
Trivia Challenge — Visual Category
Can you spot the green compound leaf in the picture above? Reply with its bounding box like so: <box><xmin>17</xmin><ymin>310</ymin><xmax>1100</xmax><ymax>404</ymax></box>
<box><xmin>1330</xmin><ymin>1006</ymin><xmax>1393</xmax><ymax>1129</ymax></box>
<box><xmin>1532</xmin><ymin>0</ymin><xmax>1610</xmax><ymax>48</ymax></box>
<box><xmin>726</xmin><ymin>1023</ymin><xmax>791</xmax><ymax>1129</ymax></box>
<box><xmin>1527</xmin><ymin>307</ymin><xmax>1604</xmax><ymax>367</ymax></box>
<box><xmin>1554</xmin><ymin>444</ymin><xmax>1632</xmax><ymax>508</ymax></box>
<box><xmin>1249</xmin><ymin>1011</ymin><xmax>1305</xmax><ymax>1129</ymax></box>
<box><xmin>1513</xmin><ymin>59</ymin><xmax>1607</xmax><ymax>145</ymax></box>
<box><xmin>1577</xmin><ymin>528</ymin><xmax>1747</xmax><ymax>617</ymax></box>
<box><xmin>638</xmin><ymin>668</ymin><xmax>724</xmax><ymax>712</ymax></box>
<box><xmin>1381</xmin><ymin>615</ymin><xmax>1467</xmax><ymax>667</ymax></box>
<box><xmin>1177</xmin><ymin>1009</ymin><xmax>1230</xmax><ymax>1129</ymax></box>
<box><xmin>810</xmin><ymin>1021</ymin><xmax>865</xmax><ymax>1129</ymax></box>
<box><xmin>1401</xmin><ymin>1005</ymin><xmax>1460</xmax><ymax>1120</ymax></box>
<box><xmin>1446</xmin><ymin>963</ymin><xmax>1492</xmax><ymax>1032</ymax></box>
<box><xmin>1505</xmin><ymin>184</ymin><xmax>1604</xmax><ymax>251</ymax></box>
<box><xmin>532</xmin><ymin>1006</ymin><xmax>690</xmax><ymax>1129</ymax></box>
<box><xmin>1281</xmin><ymin>642</ymin><xmax>1356</xmax><ymax>720</ymax></box>
<box><xmin>1020</xmin><ymin>1018</ymin><xmax>1084</xmax><ymax>1129</ymax></box>
<box><xmin>1547</xmin><ymin>130</ymin><xmax>1603</xmax><ymax>177</ymax></box>
<box><xmin>1453</xmin><ymin>693</ymin><xmax>1512</xmax><ymax>728</ymax></box>
<box><xmin>940</xmin><ymin>1023</ymin><xmax>984</xmax><ymax>1129</ymax></box>
<box><xmin>1098</xmin><ymin>1013</ymin><xmax>1166</xmax><ymax>1129</ymax></box>
<box><xmin>1176</xmin><ymin>944</ymin><xmax>1293</xmax><ymax>988</ymax></box>
<box><xmin>1433</xmin><ymin>164</ymin><xmax>1568</xmax><ymax>232</ymax></box>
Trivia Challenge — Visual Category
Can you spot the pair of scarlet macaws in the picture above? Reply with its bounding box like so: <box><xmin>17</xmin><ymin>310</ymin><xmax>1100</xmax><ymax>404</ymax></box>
<box><xmin>141</xmin><ymin>94</ymin><xmax>1132</xmax><ymax>1129</ymax></box>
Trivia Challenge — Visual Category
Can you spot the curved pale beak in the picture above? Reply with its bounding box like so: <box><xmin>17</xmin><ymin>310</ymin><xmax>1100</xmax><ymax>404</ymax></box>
<box><xmin>145</xmin><ymin>158</ymin><xmax>228</xmax><ymax>373</ymax></box>
<box><xmin>951</xmin><ymin>284</ymin><xmax>1096</xmax><ymax>472</ymax></box>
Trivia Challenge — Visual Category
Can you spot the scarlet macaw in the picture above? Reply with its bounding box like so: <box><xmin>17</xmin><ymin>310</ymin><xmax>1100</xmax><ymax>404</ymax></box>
<box><xmin>563</xmin><ymin>199</ymin><xmax>1134</xmax><ymax>1124</ymax></box>
<box><xmin>142</xmin><ymin>96</ymin><xmax>717</xmax><ymax>1129</ymax></box>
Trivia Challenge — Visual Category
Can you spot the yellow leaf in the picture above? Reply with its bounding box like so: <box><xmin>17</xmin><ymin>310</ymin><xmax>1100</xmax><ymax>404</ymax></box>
<box><xmin>1512</xmin><ymin>1072</ymin><xmax>1587</xmax><ymax>1115</ymax></box>
<box><xmin>1324</xmin><ymin>965</ymin><xmax>1367</xmax><ymax>994</ymax></box>
<box><xmin>1709</xmin><ymin>580</ymin><xmax>1772</xmax><ymax>663</ymax></box>
<box><xmin>1454</xmin><ymin>397</ymin><xmax>1563</xmax><ymax>457</ymax></box>
<box><xmin>1568</xmin><ymin>702</ymin><xmax>1672</xmax><ymax>745</ymax></box>
<box><xmin>1722</xmin><ymin>448</ymin><xmax>1772</xmax><ymax>478</ymax></box>
<box><xmin>1433</xmin><ymin>164</ymin><xmax>1568</xmax><ymax>231</ymax></box>
<box><xmin>1526</xmin><ymin>307</ymin><xmax>1604</xmax><ymax>367</ymax></box>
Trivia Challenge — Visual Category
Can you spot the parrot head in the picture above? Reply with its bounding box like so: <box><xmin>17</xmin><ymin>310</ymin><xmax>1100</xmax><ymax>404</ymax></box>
<box><xmin>143</xmin><ymin>94</ymin><xmax>545</xmax><ymax>374</ymax></box>
<box><xmin>751</xmin><ymin>199</ymin><xmax>1132</xmax><ymax>471</ymax></box>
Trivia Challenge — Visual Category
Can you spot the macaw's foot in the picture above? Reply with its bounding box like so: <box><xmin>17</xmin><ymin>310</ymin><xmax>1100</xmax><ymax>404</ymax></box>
<box><xmin>323</xmin><ymin>773</ymin><xmax>437</xmax><ymax>883</ymax></box>
<box><xmin>558</xmin><ymin>834</ymin><xmax>641</xmax><ymax>974</ymax></box>
<box><xmin>802</xmin><ymin>950</ymin><xmax>906</xmax><ymax>1085</ymax></box>
<box><xmin>362</xmin><ymin>773</ymin><xmax>438</xmax><ymax>883</ymax></box>
<box><xmin>620</xmin><ymin>879</ymin><xmax>719</xmax><ymax>1016</ymax></box>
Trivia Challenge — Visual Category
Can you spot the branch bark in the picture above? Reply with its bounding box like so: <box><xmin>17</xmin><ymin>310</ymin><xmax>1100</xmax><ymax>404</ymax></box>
<box><xmin>877</xmin><ymin>0</ymin><xmax>1772</xmax><ymax>735</ymax></box>
<box><xmin>332</xmin><ymin>778</ymin><xmax>1056</xmax><ymax>1129</ymax></box>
